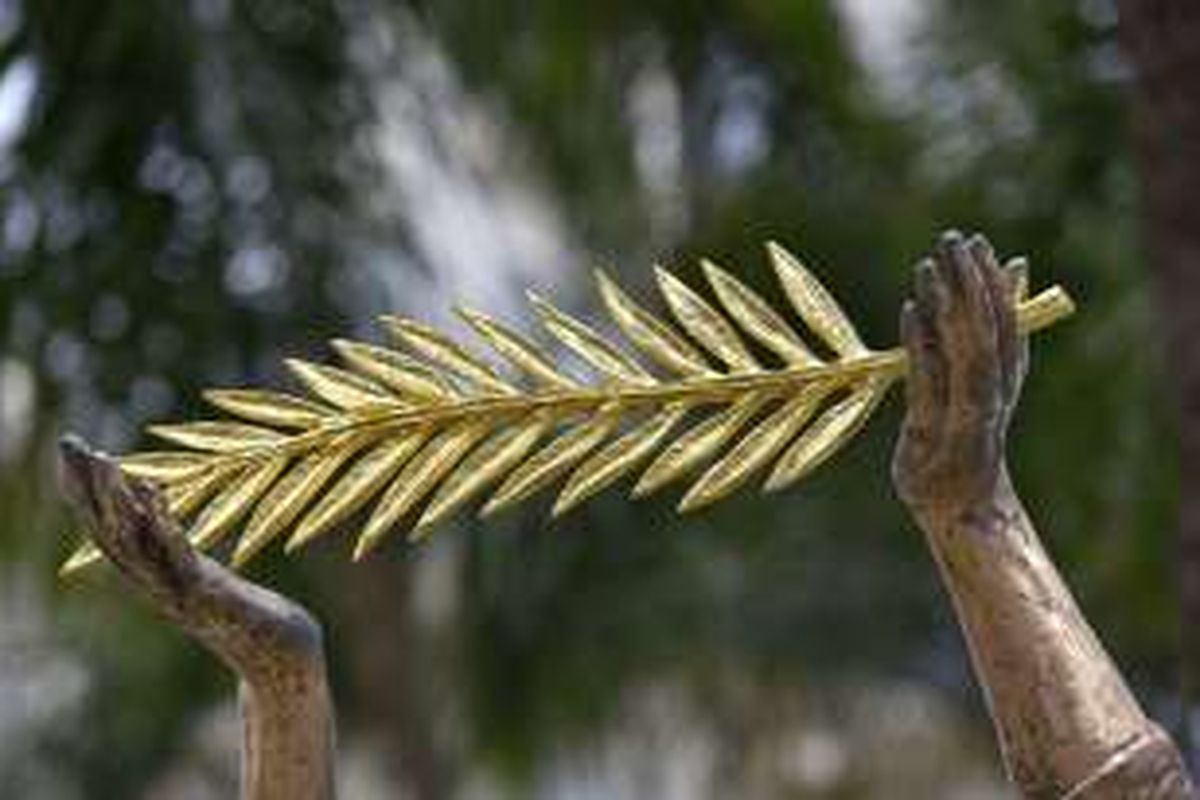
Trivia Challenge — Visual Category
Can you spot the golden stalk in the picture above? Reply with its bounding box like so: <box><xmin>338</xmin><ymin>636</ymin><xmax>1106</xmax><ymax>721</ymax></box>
<box><xmin>60</xmin><ymin>242</ymin><xmax>1075</xmax><ymax>575</ymax></box>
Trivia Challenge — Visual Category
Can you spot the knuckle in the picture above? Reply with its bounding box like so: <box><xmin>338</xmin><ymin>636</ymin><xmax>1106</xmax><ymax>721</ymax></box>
<box><xmin>258</xmin><ymin>597</ymin><xmax>327</xmax><ymax>667</ymax></box>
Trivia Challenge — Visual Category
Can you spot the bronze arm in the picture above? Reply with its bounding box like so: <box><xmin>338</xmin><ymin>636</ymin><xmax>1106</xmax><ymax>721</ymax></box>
<box><xmin>893</xmin><ymin>231</ymin><xmax>1196</xmax><ymax>798</ymax></box>
<box><xmin>59</xmin><ymin>436</ymin><xmax>336</xmax><ymax>800</ymax></box>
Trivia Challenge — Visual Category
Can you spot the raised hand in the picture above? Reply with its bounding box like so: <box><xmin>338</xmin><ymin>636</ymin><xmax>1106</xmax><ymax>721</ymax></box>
<box><xmin>891</xmin><ymin>230</ymin><xmax>1029</xmax><ymax>528</ymax></box>
<box><xmin>890</xmin><ymin>233</ymin><xmax>1198</xmax><ymax>797</ymax></box>
<box><xmin>59</xmin><ymin>436</ymin><xmax>336</xmax><ymax>800</ymax></box>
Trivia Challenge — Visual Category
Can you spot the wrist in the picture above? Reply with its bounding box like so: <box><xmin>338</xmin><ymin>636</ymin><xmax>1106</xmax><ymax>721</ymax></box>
<box><xmin>907</xmin><ymin>466</ymin><xmax>1022</xmax><ymax>540</ymax></box>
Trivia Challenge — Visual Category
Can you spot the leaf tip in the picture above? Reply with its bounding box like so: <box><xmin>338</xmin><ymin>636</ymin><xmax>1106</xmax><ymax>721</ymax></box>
<box><xmin>351</xmin><ymin>531</ymin><xmax>383</xmax><ymax>561</ymax></box>
<box><xmin>764</xmin><ymin>239</ymin><xmax>790</xmax><ymax>260</ymax></box>
<box><xmin>283</xmin><ymin>528</ymin><xmax>311</xmax><ymax>555</ymax></box>
<box><xmin>761</xmin><ymin>470</ymin><xmax>790</xmax><ymax>494</ymax></box>
<box><xmin>282</xmin><ymin>357</ymin><xmax>312</xmax><ymax>381</ymax></box>
<box><xmin>765</xmin><ymin>240</ymin><xmax>806</xmax><ymax>275</ymax></box>
<box><xmin>378</xmin><ymin>315</ymin><xmax>417</xmax><ymax>344</ymax></box>
<box><xmin>525</xmin><ymin>288</ymin><xmax>548</xmax><ymax>306</ymax></box>
<box><xmin>452</xmin><ymin>304</ymin><xmax>482</xmax><ymax>327</ymax></box>
<box><xmin>628</xmin><ymin>479</ymin><xmax>654</xmax><ymax>500</ymax></box>
<box><xmin>478</xmin><ymin>495</ymin><xmax>505</xmax><ymax>519</ymax></box>
<box><xmin>59</xmin><ymin>543</ymin><xmax>102</xmax><ymax>578</ymax></box>
<box><xmin>407</xmin><ymin>523</ymin><xmax>436</xmax><ymax>544</ymax></box>
<box><xmin>230</xmin><ymin>542</ymin><xmax>257</xmax><ymax>570</ymax></box>
<box><xmin>413</xmin><ymin>501</ymin><xmax>448</xmax><ymax>536</ymax></box>
<box><xmin>144</xmin><ymin>424</ymin><xmax>177</xmax><ymax>444</ymax></box>
<box><xmin>200</xmin><ymin>387</ymin><xmax>226</xmax><ymax>405</ymax></box>
<box><xmin>698</xmin><ymin>257</ymin><xmax>723</xmax><ymax>279</ymax></box>
<box><xmin>550</xmin><ymin>491</ymin><xmax>579</xmax><ymax>519</ymax></box>
<box><xmin>676</xmin><ymin>487</ymin><xmax>714</xmax><ymax>515</ymax></box>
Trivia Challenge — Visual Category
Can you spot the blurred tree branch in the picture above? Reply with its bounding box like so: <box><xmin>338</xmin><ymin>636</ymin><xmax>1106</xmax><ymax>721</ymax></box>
<box><xmin>1117</xmin><ymin>0</ymin><xmax>1200</xmax><ymax>772</ymax></box>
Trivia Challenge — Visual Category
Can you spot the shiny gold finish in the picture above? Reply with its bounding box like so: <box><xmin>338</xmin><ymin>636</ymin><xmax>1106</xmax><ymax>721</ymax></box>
<box><xmin>60</xmin><ymin>242</ymin><xmax>1075</xmax><ymax>573</ymax></box>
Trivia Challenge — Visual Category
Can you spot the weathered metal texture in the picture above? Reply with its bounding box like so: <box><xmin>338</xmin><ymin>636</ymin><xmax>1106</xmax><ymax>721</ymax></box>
<box><xmin>59</xmin><ymin>437</ymin><xmax>337</xmax><ymax>800</ymax></box>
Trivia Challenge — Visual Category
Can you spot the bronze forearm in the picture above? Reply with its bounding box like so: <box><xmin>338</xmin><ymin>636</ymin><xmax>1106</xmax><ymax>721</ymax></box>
<box><xmin>916</xmin><ymin>474</ymin><xmax>1194</xmax><ymax>798</ymax></box>
<box><xmin>895</xmin><ymin>232</ymin><xmax>1195</xmax><ymax>798</ymax></box>
<box><xmin>59</xmin><ymin>437</ymin><xmax>336</xmax><ymax>800</ymax></box>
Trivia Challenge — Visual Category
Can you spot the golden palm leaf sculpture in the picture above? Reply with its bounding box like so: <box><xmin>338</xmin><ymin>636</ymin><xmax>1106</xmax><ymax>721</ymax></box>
<box><xmin>61</xmin><ymin>242</ymin><xmax>1075</xmax><ymax>575</ymax></box>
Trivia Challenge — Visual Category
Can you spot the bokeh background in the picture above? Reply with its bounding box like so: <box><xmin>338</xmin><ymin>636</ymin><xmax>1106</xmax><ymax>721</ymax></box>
<box><xmin>1</xmin><ymin>0</ymin><xmax>1197</xmax><ymax>797</ymax></box>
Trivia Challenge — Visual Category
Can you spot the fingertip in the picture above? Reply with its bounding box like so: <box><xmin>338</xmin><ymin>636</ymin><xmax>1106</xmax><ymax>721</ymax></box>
<box><xmin>935</xmin><ymin>230</ymin><xmax>970</xmax><ymax>293</ymax></box>
<box><xmin>900</xmin><ymin>299</ymin><xmax>917</xmax><ymax>340</ymax></box>
<box><xmin>902</xmin><ymin>298</ymin><xmax>936</xmax><ymax>368</ymax></box>
<box><xmin>916</xmin><ymin>257</ymin><xmax>953</xmax><ymax>329</ymax></box>
<box><xmin>939</xmin><ymin>229</ymin><xmax>964</xmax><ymax>248</ymax></box>
<box><xmin>967</xmin><ymin>232</ymin><xmax>996</xmax><ymax>265</ymax></box>
<box><xmin>949</xmin><ymin>231</ymin><xmax>987</xmax><ymax>307</ymax></box>
<box><xmin>1005</xmin><ymin>256</ymin><xmax>1030</xmax><ymax>300</ymax></box>
<box><xmin>915</xmin><ymin>257</ymin><xmax>937</xmax><ymax>301</ymax></box>
<box><xmin>916</xmin><ymin>257</ymin><xmax>937</xmax><ymax>281</ymax></box>
<box><xmin>972</xmin><ymin>232</ymin><xmax>1009</xmax><ymax>313</ymax></box>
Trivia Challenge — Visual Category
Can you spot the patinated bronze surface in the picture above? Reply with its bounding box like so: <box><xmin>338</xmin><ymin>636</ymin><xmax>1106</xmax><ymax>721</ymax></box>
<box><xmin>894</xmin><ymin>232</ymin><xmax>1196</xmax><ymax>799</ymax></box>
<box><xmin>60</xmin><ymin>437</ymin><xmax>336</xmax><ymax>800</ymax></box>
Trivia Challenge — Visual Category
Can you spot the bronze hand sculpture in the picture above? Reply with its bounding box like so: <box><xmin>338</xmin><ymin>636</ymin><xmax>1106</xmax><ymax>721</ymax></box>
<box><xmin>58</xmin><ymin>231</ymin><xmax>1196</xmax><ymax>798</ymax></box>
<box><xmin>893</xmin><ymin>231</ymin><xmax>1195</xmax><ymax>798</ymax></box>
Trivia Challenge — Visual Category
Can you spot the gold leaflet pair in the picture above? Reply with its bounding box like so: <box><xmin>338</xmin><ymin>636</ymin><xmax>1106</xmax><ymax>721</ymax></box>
<box><xmin>61</xmin><ymin>242</ymin><xmax>1075</xmax><ymax>575</ymax></box>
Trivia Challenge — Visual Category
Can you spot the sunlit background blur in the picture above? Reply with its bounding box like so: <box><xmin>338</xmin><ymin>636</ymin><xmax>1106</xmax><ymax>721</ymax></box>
<box><xmin>0</xmin><ymin>0</ymin><xmax>1187</xmax><ymax>797</ymax></box>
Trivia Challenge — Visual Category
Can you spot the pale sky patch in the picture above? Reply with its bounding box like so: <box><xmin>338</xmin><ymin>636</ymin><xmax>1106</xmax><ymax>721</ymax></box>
<box><xmin>836</xmin><ymin>0</ymin><xmax>927</xmax><ymax>105</ymax></box>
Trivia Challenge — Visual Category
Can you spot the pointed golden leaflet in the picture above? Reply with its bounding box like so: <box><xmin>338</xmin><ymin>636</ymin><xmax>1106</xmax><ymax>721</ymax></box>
<box><xmin>60</xmin><ymin>542</ymin><xmax>104</xmax><ymax>575</ymax></box>
<box><xmin>678</xmin><ymin>385</ymin><xmax>827</xmax><ymax>513</ymax></box>
<box><xmin>381</xmin><ymin>316</ymin><xmax>515</xmax><ymax>395</ymax></box>
<box><xmin>595</xmin><ymin>270</ymin><xmax>713</xmax><ymax>376</ymax></box>
<box><xmin>188</xmin><ymin>455</ymin><xmax>290</xmax><ymax>550</ymax></box>
<box><xmin>203</xmin><ymin>389</ymin><xmax>331</xmax><ymax>429</ymax></box>
<box><xmin>482</xmin><ymin>404</ymin><xmax>623</xmax><ymax>517</ymax></box>
<box><xmin>61</xmin><ymin>241</ymin><xmax>1077</xmax><ymax>574</ymax></box>
<box><xmin>287</xmin><ymin>435</ymin><xmax>427</xmax><ymax>551</ymax></box>
<box><xmin>119</xmin><ymin>451</ymin><xmax>212</xmax><ymax>482</ymax></box>
<box><xmin>767</xmin><ymin>241</ymin><xmax>868</xmax><ymax>357</ymax></box>
<box><xmin>332</xmin><ymin>339</ymin><xmax>453</xmax><ymax>401</ymax></box>
<box><xmin>766</xmin><ymin>378</ymin><xmax>889</xmax><ymax>492</ymax></box>
<box><xmin>357</xmin><ymin>421</ymin><xmax>492</xmax><ymax>555</ymax></box>
<box><xmin>456</xmin><ymin>308</ymin><xmax>578</xmax><ymax>389</ymax></box>
<box><xmin>234</xmin><ymin>434</ymin><xmax>365</xmax><ymax>566</ymax></box>
<box><xmin>149</xmin><ymin>422</ymin><xmax>285</xmax><ymax>452</ymax></box>
<box><xmin>529</xmin><ymin>293</ymin><xmax>655</xmax><ymax>384</ymax></box>
<box><xmin>167</xmin><ymin>461</ymin><xmax>245</xmax><ymax>517</ymax></box>
<box><xmin>553</xmin><ymin>404</ymin><xmax>690</xmax><ymax>517</ymax></box>
<box><xmin>701</xmin><ymin>260</ymin><xmax>818</xmax><ymax>365</ymax></box>
<box><xmin>415</xmin><ymin>414</ymin><xmax>552</xmax><ymax>533</ymax></box>
<box><xmin>632</xmin><ymin>392</ymin><xmax>768</xmax><ymax>497</ymax></box>
<box><xmin>285</xmin><ymin>359</ymin><xmax>395</xmax><ymax>409</ymax></box>
<box><xmin>655</xmin><ymin>266</ymin><xmax>760</xmax><ymax>372</ymax></box>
